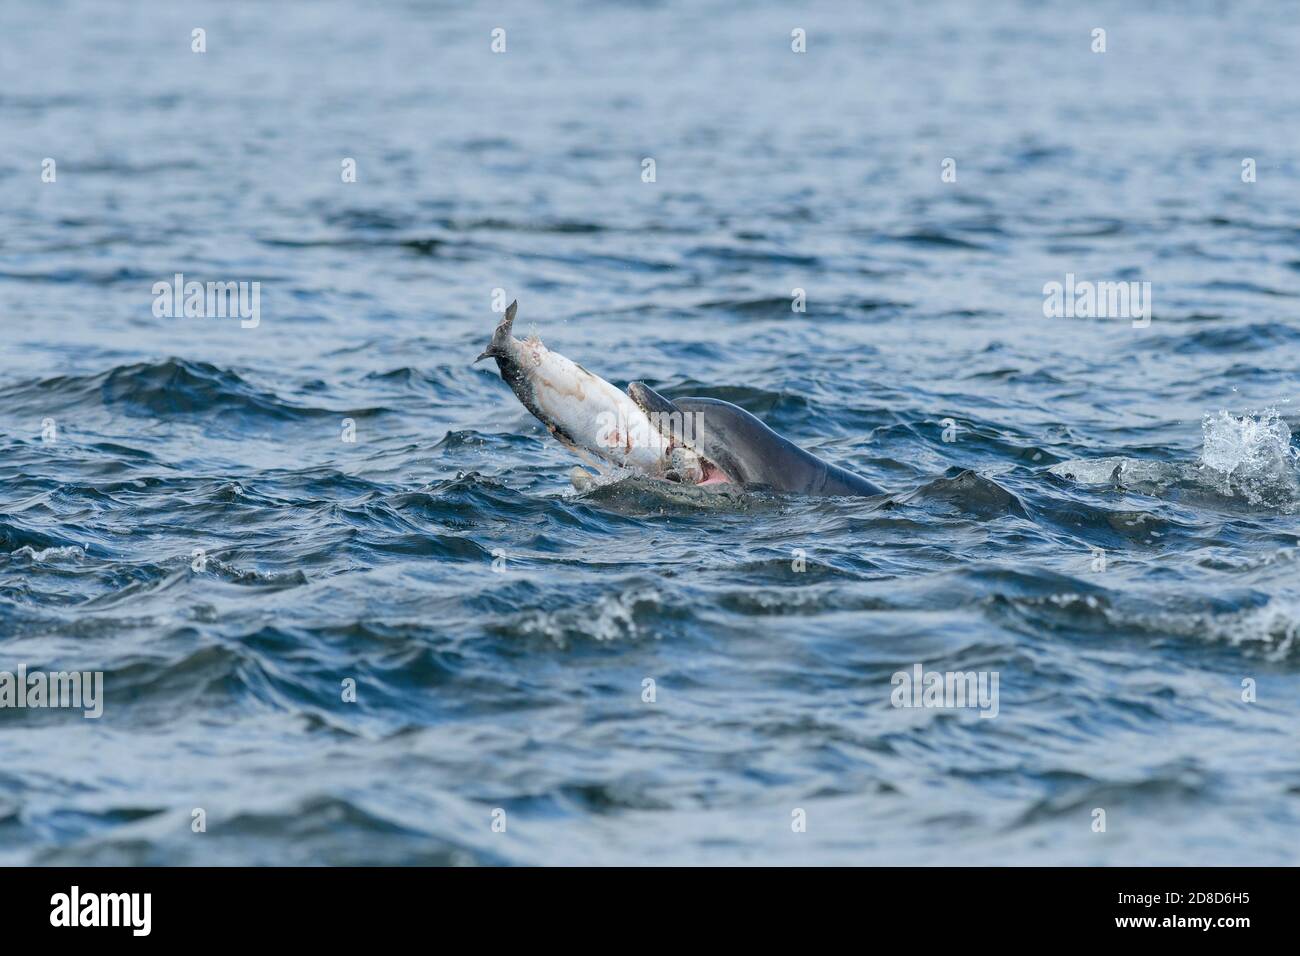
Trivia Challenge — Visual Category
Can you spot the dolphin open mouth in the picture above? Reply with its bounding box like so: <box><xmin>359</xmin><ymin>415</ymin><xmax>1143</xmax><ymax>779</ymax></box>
<box><xmin>626</xmin><ymin>382</ymin><xmax>732</xmax><ymax>486</ymax></box>
<box><xmin>694</xmin><ymin>462</ymin><xmax>732</xmax><ymax>486</ymax></box>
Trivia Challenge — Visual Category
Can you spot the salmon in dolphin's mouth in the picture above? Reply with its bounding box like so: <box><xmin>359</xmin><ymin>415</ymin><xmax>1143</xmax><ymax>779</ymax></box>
<box><xmin>474</xmin><ymin>300</ymin><xmax>728</xmax><ymax>485</ymax></box>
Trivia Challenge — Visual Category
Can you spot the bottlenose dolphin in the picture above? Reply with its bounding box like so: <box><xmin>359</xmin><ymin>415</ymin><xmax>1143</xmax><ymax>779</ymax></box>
<box><xmin>627</xmin><ymin>383</ymin><xmax>883</xmax><ymax>497</ymax></box>
<box><xmin>476</xmin><ymin>301</ymin><xmax>881</xmax><ymax>497</ymax></box>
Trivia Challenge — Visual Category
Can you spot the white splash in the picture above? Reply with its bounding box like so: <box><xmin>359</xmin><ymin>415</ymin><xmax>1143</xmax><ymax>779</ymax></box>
<box><xmin>8</xmin><ymin>545</ymin><xmax>86</xmax><ymax>562</ymax></box>
<box><xmin>1049</xmin><ymin>407</ymin><xmax>1300</xmax><ymax>511</ymax></box>
<box><xmin>1200</xmin><ymin>408</ymin><xmax>1298</xmax><ymax>484</ymax></box>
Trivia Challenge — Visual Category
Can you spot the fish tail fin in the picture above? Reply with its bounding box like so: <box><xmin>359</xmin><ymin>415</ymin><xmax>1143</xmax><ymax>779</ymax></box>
<box><xmin>476</xmin><ymin>299</ymin><xmax>518</xmax><ymax>361</ymax></box>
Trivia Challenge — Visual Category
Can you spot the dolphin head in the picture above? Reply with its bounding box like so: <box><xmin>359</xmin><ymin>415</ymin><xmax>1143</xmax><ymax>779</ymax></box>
<box><xmin>627</xmin><ymin>382</ymin><xmax>883</xmax><ymax>496</ymax></box>
<box><xmin>627</xmin><ymin>382</ymin><xmax>816</xmax><ymax>489</ymax></box>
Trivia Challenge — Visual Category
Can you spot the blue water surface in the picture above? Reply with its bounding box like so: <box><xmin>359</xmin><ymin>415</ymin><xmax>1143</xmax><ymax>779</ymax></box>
<box><xmin>1</xmin><ymin>0</ymin><xmax>1299</xmax><ymax>864</ymax></box>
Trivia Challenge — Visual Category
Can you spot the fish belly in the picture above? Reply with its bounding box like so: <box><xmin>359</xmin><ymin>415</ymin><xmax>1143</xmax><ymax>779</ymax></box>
<box><xmin>526</xmin><ymin>347</ymin><xmax>672</xmax><ymax>473</ymax></box>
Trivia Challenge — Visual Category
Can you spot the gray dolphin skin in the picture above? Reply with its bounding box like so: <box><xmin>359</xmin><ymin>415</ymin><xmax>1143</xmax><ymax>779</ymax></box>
<box><xmin>628</xmin><ymin>382</ymin><xmax>884</xmax><ymax>497</ymax></box>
